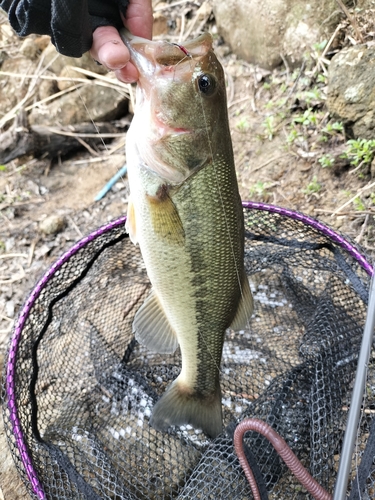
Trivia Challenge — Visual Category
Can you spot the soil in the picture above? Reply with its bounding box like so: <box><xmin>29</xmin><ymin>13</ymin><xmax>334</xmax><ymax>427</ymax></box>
<box><xmin>1</xmin><ymin>2</ymin><xmax>374</xmax><ymax>499</ymax></box>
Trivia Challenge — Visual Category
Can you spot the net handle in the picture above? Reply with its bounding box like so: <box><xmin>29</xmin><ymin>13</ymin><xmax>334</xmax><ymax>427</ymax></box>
<box><xmin>333</xmin><ymin>272</ymin><xmax>375</xmax><ymax>499</ymax></box>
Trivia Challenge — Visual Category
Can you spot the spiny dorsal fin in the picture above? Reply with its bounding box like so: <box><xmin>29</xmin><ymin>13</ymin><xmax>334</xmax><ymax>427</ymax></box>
<box><xmin>230</xmin><ymin>275</ymin><xmax>253</xmax><ymax>331</ymax></box>
<box><xmin>133</xmin><ymin>290</ymin><xmax>179</xmax><ymax>354</ymax></box>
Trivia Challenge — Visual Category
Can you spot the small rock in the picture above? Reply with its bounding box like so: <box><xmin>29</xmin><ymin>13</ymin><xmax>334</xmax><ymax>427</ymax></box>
<box><xmin>41</xmin><ymin>43</ymin><xmax>108</xmax><ymax>76</ymax></box>
<box><xmin>38</xmin><ymin>79</ymin><xmax>58</xmax><ymax>101</ymax></box>
<box><xmin>0</xmin><ymin>56</ymin><xmax>38</xmax><ymax>116</ymax></box>
<box><xmin>57</xmin><ymin>65</ymin><xmax>88</xmax><ymax>91</ymax></box>
<box><xmin>29</xmin><ymin>84</ymin><xmax>128</xmax><ymax>126</ymax></box>
<box><xmin>213</xmin><ymin>0</ymin><xmax>341</xmax><ymax>69</ymax></box>
<box><xmin>35</xmin><ymin>244</ymin><xmax>52</xmax><ymax>258</ymax></box>
<box><xmin>153</xmin><ymin>12</ymin><xmax>169</xmax><ymax>37</ymax></box>
<box><xmin>327</xmin><ymin>45</ymin><xmax>375</xmax><ymax>139</ymax></box>
<box><xmin>5</xmin><ymin>300</ymin><xmax>15</xmax><ymax>318</ymax></box>
<box><xmin>39</xmin><ymin>215</ymin><xmax>66</xmax><ymax>235</ymax></box>
<box><xmin>196</xmin><ymin>1</ymin><xmax>213</xmax><ymax>21</ymax></box>
<box><xmin>5</xmin><ymin>238</ymin><xmax>15</xmax><ymax>252</ymax></box>
<box><xmin>34</xmin><ymin>35</ymin><xmax>51</xmax><ymax>52</ymax></box>
<box><xmin>20</xmin><ymin>38</ymin><xmax>39</xmax><ymax>59</ymax></box>
<box><xmin>26</xmin><ymin>179</ymin><xmax>40</xmax><ymax>196</ymax></box>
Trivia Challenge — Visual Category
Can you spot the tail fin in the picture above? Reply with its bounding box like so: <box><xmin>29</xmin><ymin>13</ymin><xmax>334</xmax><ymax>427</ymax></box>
<box><xmin>150</xmin><ymin>379</ymin><xmax>223</xmax><ymax>438</ymax></box>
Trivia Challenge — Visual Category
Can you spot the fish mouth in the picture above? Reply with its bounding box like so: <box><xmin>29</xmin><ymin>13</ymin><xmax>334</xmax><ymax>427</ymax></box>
<box><xmin>153</xmin><ymin>112</ymin><xmax>191</xmax><ymax>136</ymax></box>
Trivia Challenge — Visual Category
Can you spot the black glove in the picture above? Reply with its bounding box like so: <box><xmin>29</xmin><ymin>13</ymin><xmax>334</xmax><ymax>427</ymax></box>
<box><xmin>1</xmin><ymin>0</ymin><xmax>129</xmax><ymax>57</ymax></box>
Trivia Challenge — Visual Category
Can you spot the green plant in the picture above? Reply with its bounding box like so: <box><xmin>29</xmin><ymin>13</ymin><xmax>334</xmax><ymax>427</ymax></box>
<box><xmin>304</xmin><ymin>87</ymin><xmax>323</xmax><ymax>103</ymax></box>
<box><xmin>353</xmin><ymin>196</ymin><xmax>366</xmax><ymax>211</ymax></box>
<box><xmin>263</xmin><ymin>115</ymin><xmax>276</xmax><ymax>140</ymax></box>
<box><xmin>322</xmin><ymin>122</ymin><xmax>344</xmax><ymax>135</ymax></box>
<box><xmin>302</xmin><ymin>176</ymin><xmax>321</xmax><ymax>195</ymax></box>
<box><xmin>293</xmin><ymin>108</ymin><xmax>318</xmax><ymax>127</ymax></box>
<box><xmin>313</xmin><ymin>40</ymin><xmax>328</xmax><ymax>53</ymax></box>
<box><xmin>318</xmin><ymin>154</ymin><xmax>335</xmax><ymax>168</ymax></box>
<box><xmin>342</xmin><ymin>138</ymin><xmax>375</xmax><ymax>167</ymax></box>
<box><xmin>248</xmin><ymin>181</ymin><xmax>271</xmax><ymax>199</ymax></box>
<box><xmin>286</xmin><ymin>127</ymin><xmax>299</xmax><ymax>144</ymax></box>
<box><xmin>0</xmin><ymin>165</ymin><xmax>6</xmax><ymax>171</ymax></box>
<box><xmin>235</xmin><ymin>116</ymin><xmax>250</xmax><ymax>132</ymax></box>
<box><xmin>317</xmin><ymin>73</ymin><xmax>327</xmax><ymax>84</ymax></box>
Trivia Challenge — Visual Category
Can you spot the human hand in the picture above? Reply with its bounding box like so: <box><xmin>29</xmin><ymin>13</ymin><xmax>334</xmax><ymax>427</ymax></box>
<box><xmin>90</xmin><ymin>0</ymin><xmax>153</xmax><ymax>83</ymax></box>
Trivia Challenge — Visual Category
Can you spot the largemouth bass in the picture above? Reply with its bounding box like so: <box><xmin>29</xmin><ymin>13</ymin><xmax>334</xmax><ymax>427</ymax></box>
<box><xmin>121</xmin><ymin>30</ymin><xmax>253</xmax><ymax>438</ymax></box>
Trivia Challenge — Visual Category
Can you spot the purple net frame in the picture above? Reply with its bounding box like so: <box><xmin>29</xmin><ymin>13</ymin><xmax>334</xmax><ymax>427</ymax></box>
<box><xmin>4</xmin><ymin>202</ymin><xmax>374</xmax><ymax>499</ymax></box>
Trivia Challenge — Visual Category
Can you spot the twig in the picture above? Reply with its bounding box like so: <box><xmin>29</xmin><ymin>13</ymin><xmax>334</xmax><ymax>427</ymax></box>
<box><xmin>228</xmin><ymin>96</ymin><xmax>253</xmax><ymax>110</ymax></box>
<box><xmin>69</xmin><ymin>157</ymin><xmax>113</xmax><ymax>165</ymax></box>
<box><xmin>279</xmin><ymin>53</ymin><xmax>290</xmax><ymax>78</ymax></box>
<box><xmin>310</xmin><ymin>24</ymin><xmax>341</xmax><ymax>78</ymax></box>
<box><xmin>67</xmin><ymin>216</ymin><xmax>83</xmax><ymax>238</ymax></box>
<box><xmin>69</xmin><ymin>66</ymin><xmax>131</xmax><ymax>92</ymax></box>
<box><xmin>0</xmin><ymin>313</ymin><xmax>13</xmax><ymax>322</ymax></box>
<box><xmin>178</xmin><ymin>12</ymin><xmax>186</xmax><ymax>44</ymax></box>
<box><xmin>356</xmin><ymin>213</ymin><xmax>370</xmax><ymax>244</ymax></box>
<box><xmin>0</xmin><ymin>253</ymin><xmax>28</xmax><ymax>259</ymax></box>
<box><xmin>44</xmin><ymin>127</ymin><xmax>125</xmax><ymax>139</ymax></box>
<box><xmin>332</xmin><ymin>180</ymin><xmax>375</xmax><ymax>215</ymax></box>
<box><xmin>314</xmin><ymin>208</ymin><xmax>375</xmax><ymax>215</ymax></box>
<box><xmin>27</xmin><ymin>238</ymin><xmax>39</xmax><ymax>268</ymax></box>
<box><xmin>284</xmin><ymin>61</ymin><xmax>305</xmax><ymax>105</ymax></box>
<box><xmin>74</xmin><ymin>136</ymin><xmax>100</xmax><ymax>156</ymax></box>
<box><xmin>0</xmin><ymin>198</ymin><xmax>45</xmax><ymax>211</ymax></box>
<box><xmin>0</xmin><ymin>51</ymin><xmax>49</xmax><ymax>129</ymax></box>
<box><xmin>0</xmin><ymin>263</ymin><xmax>26</xmax><ymax>284</ymax></box>
<box><xmin>182</xmin><ymin>3</ymin><xmax>210</xmax><ymax>41</ymax></box>
<box><xmin>154</xmin><ymin>0</ymin><xmax>194</xmax><ymax>11</ymax></box>
<box><xmin>226</xmin><ymin>71</ymin><xmax>235</xmax><ymax>109</ymax></box>
<box><xmin>349</xmin><ymin>160</ymin><xmax>366</xmax><ymax>175</ymax></box>
<box><xmin>25</xmin><ymin>84</ymin><xmax>85</xmax><ymax>112</ymax></box>
<box><xmin>249</xmin><ymin>153</ymin><xmax>291</xmax><ymax>174</ymax></box>
<box><xmin>0</xmin><ymin>70</ymin><xmax>88</xmax><ymax>84</ymax></box>
<box><xmin>334</xmin><ymin>0</ymin><xmax>364</xmax><ymax>43</ymax></box>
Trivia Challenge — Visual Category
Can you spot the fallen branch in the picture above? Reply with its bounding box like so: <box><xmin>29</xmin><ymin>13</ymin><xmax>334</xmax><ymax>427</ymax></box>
<box><xmin>0</xmin><ymin>111</ymin><xmax>124</xmax><ymax>164</ymax></box>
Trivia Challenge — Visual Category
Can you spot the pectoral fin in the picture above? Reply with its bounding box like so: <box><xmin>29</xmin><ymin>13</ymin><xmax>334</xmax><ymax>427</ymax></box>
<box><xmin>133</xmin><ymin>290</ymin><xmax>179</xmax><ymax>354</ymax></box>
<box><xmin>147</xmin><ymin>185</ymin><xmax>184</xmax><ymax>244</ymax></box>
<box><xmin>230</xmin><ymin>275</ymin><xmax>253</xmax><ymax>331</ymax></box>
<box><xmin>126</xmin><ymin>197</ymin><xmax>137</xmax><ymax>244</ymax></box>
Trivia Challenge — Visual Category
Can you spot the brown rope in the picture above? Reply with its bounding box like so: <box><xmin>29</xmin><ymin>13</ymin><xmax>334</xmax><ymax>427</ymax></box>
<box><xmin>233</xmin><ymin>418</ymin><xmax>333</xmax><ymax>500</ymax></box>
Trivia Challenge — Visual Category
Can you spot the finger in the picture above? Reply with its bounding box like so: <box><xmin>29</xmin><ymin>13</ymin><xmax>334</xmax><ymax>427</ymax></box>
<box><xmin>90</xmin><ymin>26</ymin><xmax>133</xmax><ymax>71</ymax></box>
<box><xmin>124</xmin><ymin>0</ymin><xmax>153</xmax><ymax>39</ymax></box>
<box><xmin>115</xmin><ymin>63</ymin><xmax>139</xmax><ymax>84</ymax></box>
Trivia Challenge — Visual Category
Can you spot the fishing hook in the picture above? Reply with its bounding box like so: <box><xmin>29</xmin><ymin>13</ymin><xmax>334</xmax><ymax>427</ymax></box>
<box><xmin>172</xmin><ymin>43</ymin><xmax>190</xmax><ymax>57</ymax></box>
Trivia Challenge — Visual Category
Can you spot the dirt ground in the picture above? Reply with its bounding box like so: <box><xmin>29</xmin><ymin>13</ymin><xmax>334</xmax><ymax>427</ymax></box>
<box><xmin>1</xmin><ymin>2</ymin><xmax>375</xmax><ymax>499</ymax></box>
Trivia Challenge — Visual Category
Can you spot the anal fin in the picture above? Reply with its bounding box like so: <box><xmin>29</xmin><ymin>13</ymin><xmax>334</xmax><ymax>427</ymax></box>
<box><xmin>133</xmin><ymin>290</ymin><xmax>179</xmax><ymax>354</ymax></box>
<box><xmin>230</xmin><ymin>275</ymin><xmax>254</xmax><ymax>331</ymax></box>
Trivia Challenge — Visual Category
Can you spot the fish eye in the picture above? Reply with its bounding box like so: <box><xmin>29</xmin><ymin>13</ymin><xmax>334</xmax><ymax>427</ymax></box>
<box><xmin>197</xmin><ymin>74</ymin><xmax>216</xmax><ymax>96</ymax></box>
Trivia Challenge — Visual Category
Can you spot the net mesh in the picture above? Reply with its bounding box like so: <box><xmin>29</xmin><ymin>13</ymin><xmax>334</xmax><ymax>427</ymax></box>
<box><xmin>2</xmin><ymin>205</ymin><xmax>375</xmax><ymax>499</ymax></box>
